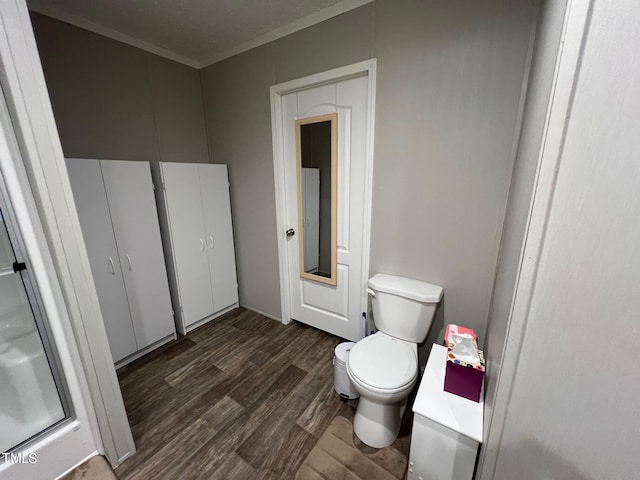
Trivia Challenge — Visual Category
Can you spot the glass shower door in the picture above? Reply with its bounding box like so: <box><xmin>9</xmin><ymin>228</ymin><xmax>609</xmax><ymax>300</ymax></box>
<box><xmin>0</xmin><ymin>201</ymin><xmax>68</xmax><ymax>454</ymax></box>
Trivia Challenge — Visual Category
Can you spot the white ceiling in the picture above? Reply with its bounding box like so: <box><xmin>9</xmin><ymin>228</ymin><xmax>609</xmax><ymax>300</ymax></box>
<box><xmin>27</xmin><ymin>0</ymin><xmax>372</xmax><ymax>68</ymax></box>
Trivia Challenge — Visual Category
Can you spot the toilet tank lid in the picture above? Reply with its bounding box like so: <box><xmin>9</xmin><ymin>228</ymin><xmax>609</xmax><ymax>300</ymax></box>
<box><xmin>368</xmin><ymin>274</ymin><xmax>443</xmax><ymax>303</ymax></box>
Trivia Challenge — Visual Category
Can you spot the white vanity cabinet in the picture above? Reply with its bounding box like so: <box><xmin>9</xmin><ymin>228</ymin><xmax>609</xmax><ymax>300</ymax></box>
<box><xmin>408</xmin><ymin>344</ymin><xmax>483</xmax><ymax>480</ymax></box>
<box><xmin>151</xmin><ymin>162</ymin><xmax>239</xmax><ymax>334</ymax></box>
<box><xmin>66</xmin><ymin>159</ymin><xmax>176</xmax><ymax>365</ymax></box>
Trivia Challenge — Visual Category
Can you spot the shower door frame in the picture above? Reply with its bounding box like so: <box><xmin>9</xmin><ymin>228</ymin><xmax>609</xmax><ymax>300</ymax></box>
<box><xmin>0</xmin><ymin>88</ymin><xmax>99</xmax><ymax>478</ymax></box>
<box><xmin>0</xmin><ymin>151</ymin><xmax>73</xmax><ymax>453</ymax></box>
<box><xmin>0</xmin><ymin>0</ymin><xmax>134</xmax><ymax>476</ymax></box>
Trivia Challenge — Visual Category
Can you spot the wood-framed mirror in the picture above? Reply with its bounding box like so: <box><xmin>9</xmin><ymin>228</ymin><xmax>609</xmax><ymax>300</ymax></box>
<box><xmin>295</xmin><ymin>113</ymin><xmax>337</xmax><ymax>286</ymax></box>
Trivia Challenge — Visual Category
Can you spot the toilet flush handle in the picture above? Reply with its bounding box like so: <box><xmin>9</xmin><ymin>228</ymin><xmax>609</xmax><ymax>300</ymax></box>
<box><xmin>366</xmin><ymin>288</ymin><xmax>376</xmax><ymax>297</ymax></box>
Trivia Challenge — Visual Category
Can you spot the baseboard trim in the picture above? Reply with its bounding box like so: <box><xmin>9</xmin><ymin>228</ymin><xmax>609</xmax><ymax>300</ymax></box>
<box><xmin>114</xmin><ymin>333</ymin><xmax>176</xmax><ymax>369</ymax></box>
<box><xmin>184</xmin><ymin>303</ymin><xmax>239</xmax><ymax>334</ymax></box>
<box><xmin>240</xmin><ymin>304</ymin><xmax>282</xmax><ymax>323</ymax></box>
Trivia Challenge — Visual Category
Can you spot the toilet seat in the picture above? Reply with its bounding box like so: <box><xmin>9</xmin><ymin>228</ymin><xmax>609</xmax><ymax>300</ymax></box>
<box><xmin>347</xmin><ymin>333</ymin><xmax>417</xmax><ymax>392</ymax></box>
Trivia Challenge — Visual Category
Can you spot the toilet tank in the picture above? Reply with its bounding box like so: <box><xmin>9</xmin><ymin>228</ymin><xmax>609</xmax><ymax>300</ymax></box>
<box><xmin>368</xmin><ymin>274</ymin><xmax>443</xmax><ymax>343</ymax></box>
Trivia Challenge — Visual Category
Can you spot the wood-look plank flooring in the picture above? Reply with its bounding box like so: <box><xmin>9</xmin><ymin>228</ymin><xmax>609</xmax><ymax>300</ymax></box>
<box><xmin>296</xmin><ymin>416</ymin><xmax>407</xmax><ymax>479</ymax></box>
<box><xmin>115</xmin><ymin>308</ymin><xmax>412</xmax><ymax>480</ymax></box>
<box><xmin>63</xmin><ymin>456</ymin><xmax>116</xmax><ymax>480</ymax></box>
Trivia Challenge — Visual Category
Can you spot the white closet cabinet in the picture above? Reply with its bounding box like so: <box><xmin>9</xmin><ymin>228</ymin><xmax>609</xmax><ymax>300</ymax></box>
<box><xmin>66</xmin><ymin>159</ymin><xmax>175</xmax><ymax>365</ymax></box>
<box><xmin>151</xmin><ymin>162</ymin><xmax>239</xmax><ymax>334</ymax></box>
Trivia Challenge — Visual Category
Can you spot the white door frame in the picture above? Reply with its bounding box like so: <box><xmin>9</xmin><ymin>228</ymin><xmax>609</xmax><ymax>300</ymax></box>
<box><xmin>477</xmin><ymin>1</ymin><xmax>592</xmax><ymax>477</ymax></box>
<box><xmin>270</xmin><ymin>59</ymin><xmax>377</xmax><ymax>326</ymax></box>
<box><xmin>0</xmin><ymin>0</ymin><xmax>134</xmax><ymax>470</ymax></box>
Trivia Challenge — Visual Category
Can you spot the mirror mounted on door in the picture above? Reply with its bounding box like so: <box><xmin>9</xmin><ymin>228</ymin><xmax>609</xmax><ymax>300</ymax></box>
<box><xmin>295</xmin><ymin>113</ymin><xmax>337</xmax><ymax>286</ymax></box>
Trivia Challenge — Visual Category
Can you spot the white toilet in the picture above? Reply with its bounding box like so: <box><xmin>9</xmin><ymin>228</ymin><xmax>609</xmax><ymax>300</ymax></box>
<box><xmin>346</xmin><ymin>273</ymin><xmax>443</xmax><ymax>448</ymax></box>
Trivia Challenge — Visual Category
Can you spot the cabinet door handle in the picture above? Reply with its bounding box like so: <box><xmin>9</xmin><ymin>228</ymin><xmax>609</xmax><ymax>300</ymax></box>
<box><xmin>209</xmin><ymin>235</ymin><xmax>214</xmax><ymax>249</ymax></box>
<box><xmin>200</xmin><ymin>238</ymin><xmax>205</xmax><ymax>252</ymax></box>
<box><xmin>108</xmin><ymin>257</ymin><xmax>115</xmax><ymax>275</ymax></box>
<box><xmin>126</xmin><ymin>254</ymin><xmax>132</xmax><ymax>270</ymax></box>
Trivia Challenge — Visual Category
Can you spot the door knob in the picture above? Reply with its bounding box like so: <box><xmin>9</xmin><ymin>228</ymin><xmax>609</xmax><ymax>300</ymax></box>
<box><xmin>286</xmin><ymin>228</ymin><xmax>295</xmax><ymax>237</ymax></box>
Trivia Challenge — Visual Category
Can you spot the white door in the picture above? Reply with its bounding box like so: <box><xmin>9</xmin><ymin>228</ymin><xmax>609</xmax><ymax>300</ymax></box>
<box><xmin>302</xmin><ymin>168</ymin><xmax>320</xmax><ymax>273</ymax></box>
<box><xmin>1</xmin><ymin>158</ymin><xmax>96</xmax><ymax>480</ymax></box>
<box><xmin>199</xmin><ymin>164</ymin><xmax>239</xmax><ymax>313</ymax></box>
<box><xmin>65</xmin><ymin>158</ymin><xmax>137</xmax><ymax>362</ymax></box>
<box><xmin>161</xmin><ymin>163</ymin><xmax>213</xmax><ymax>327</ymax></box>
<box><xmin>0</xmin><ymin>198</ymin><xmax>65</xmax><ymax>453</ymax></box>
<box><xmin>100</xmin><ymin>160</ymin><xmax>174</xmax><ymax>349</ymax></box>
<box><xmin>281</xmin><ymin>75</ymin><xmax>370</xmax><ymax>341</ymax></box>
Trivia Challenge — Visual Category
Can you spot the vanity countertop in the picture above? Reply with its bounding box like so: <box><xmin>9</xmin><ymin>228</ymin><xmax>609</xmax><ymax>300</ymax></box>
<box><xmin>412</xmin><ymin>343</ymin><xmax>484</xmax><ymax>443</ymax></box>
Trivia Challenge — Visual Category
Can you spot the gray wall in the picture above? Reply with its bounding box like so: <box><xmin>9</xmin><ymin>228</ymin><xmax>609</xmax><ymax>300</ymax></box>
<box><xmin>31</xmin><ymin>13</ymin><xmax>209</xmax><ymax>163</ymax></box>
<box><xmin>32</xmin><ymin>2</ymin><xmax>537</xmax><ymax>337</ymax></box>
<box><xmin>200</xmin><ymin>5</ymin><xmax>375</xmax><ymax>318</ymax></box>
<box><xmin>201</xmin><ymin>0</ymin><xmax>536</xmax><ymax>333</ymax></box>
<box><xmin>371</xmin><ymin>0</ymin><xmax>534</xmax><ymax>344</ymax></box>
<box><xmin>490</xmin><ymin>1</ymin><xmax>640</xmax><ymax>478</ymax></box>
<box><xmin>481</xmin><ymin>0</ymin><xmax>566</xmax><ymax>457</ymax></box>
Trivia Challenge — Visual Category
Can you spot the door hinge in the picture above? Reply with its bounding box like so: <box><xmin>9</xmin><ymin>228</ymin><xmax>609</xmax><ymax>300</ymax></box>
<box><xmin>13</xmin><ymin>262</ymin><xmax>26</xmax><ymax>273</ymax></box>
<box><xmin>152</xmin><ymin>183</ymin><xmax>156</xmax><ymax>191</ymax></box>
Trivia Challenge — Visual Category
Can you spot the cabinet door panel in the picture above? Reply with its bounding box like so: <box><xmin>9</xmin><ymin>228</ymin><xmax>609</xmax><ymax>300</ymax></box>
<box><xmin>199</xmin><ymin>164</ymin><xmax>239</xmax><ymax>312</ymax></box>
<box><xmin>100</xmin><ymin>160</ymin><xmax>174</xmax><ymax>348</ymax></box>
<box><xmin>65</xmin><ymin>158</ymin><xmax>137</xmax><ymax>362</ymax></box>
<box><xmin>162</xmin><ymin>163</ymin><xmax>213</xmax><ymax>326</ymax></box>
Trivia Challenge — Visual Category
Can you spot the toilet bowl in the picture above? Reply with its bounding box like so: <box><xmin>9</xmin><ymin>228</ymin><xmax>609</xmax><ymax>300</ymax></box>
<box><xmin>346</xmin><ymin>273</ymin><xmax>443</xmax><ymax>448</ymax></box>
<box><xmin>347</xmin><ymin>332</ymin><xmax>418</xmax><ymax>448</ymax></box>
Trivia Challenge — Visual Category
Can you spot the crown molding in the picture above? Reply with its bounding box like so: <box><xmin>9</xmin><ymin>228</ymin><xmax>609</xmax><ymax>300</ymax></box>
<box><xmin>28</xmin><ymin>1</ymin><xmax>200</xmax><ymax>68</ymax></box>
<box><xmin>27</xmin><ymin>0</ymin><xmax>374</xmax><ymax>70</ymax></box>
<box><xmin>197</xmin><ymin>0</ymin><xmax>373</xmax><ymax>68</ymax></box>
